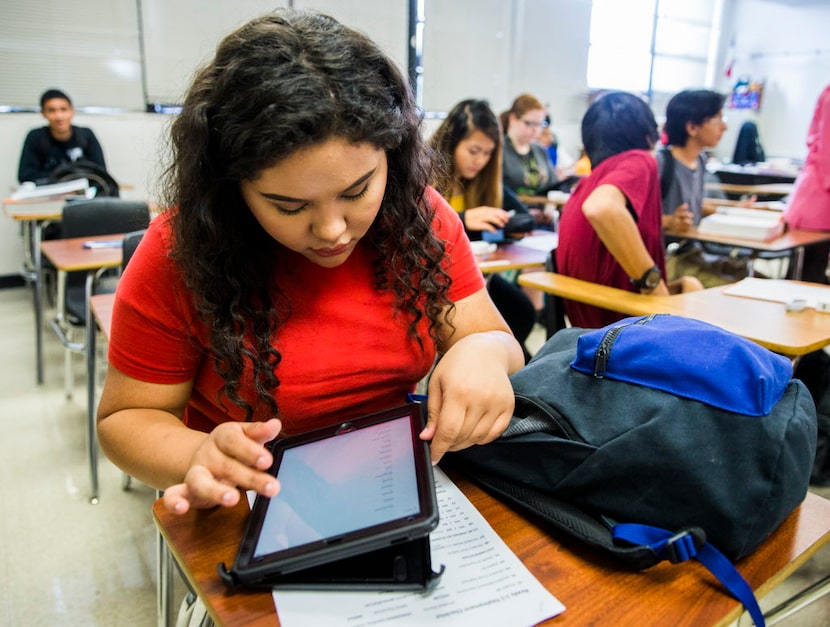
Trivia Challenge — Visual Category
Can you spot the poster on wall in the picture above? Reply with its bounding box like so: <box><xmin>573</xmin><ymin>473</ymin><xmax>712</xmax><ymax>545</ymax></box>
<box><xmin>729</xmin><ymin>77</ymin><xmax>764</xmax><ymax>110</ymax></box>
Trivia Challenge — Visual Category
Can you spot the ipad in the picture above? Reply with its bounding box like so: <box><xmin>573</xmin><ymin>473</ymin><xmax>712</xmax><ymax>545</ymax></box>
<box><xmin>221</xmin><ymin>403</ymin><xmax>440</xmax><ymax>588</ymax></box>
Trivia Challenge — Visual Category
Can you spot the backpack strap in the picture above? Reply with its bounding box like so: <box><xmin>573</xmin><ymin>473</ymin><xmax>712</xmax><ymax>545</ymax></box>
<box><xmin>658</xmin><ymin>145</ymin><xmax>675</xmax><ymax>203</ymax></box>
<box><xmin>613</xmin><ymin>523</ymin><xmax>766</xmax><ymax>627</ymax></box>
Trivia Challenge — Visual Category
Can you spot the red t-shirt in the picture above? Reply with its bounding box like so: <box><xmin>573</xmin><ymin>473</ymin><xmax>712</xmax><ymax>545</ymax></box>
<box><xmin>556</xmin><ymin>150</ymin><xmax>666</xmax><ymax>328</ymax></box>
<box><xmin>108</xmin><ymin>186</ymin><xmax>484</xmax><ymax>434</ymax></box>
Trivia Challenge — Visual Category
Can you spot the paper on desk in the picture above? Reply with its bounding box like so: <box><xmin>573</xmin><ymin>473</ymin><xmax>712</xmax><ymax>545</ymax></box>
<box><xmin>723</xmin><ymin>277</ymin><xmax>830</xmax><ymax>308</ymax></box>
<box><xmin>512</xmin><ymin>233</ymin><xmax>559</xmax><ymax>251</ymax></box>
<box><xmin>10</xmin><ymin>178</ymin><xmax>90</xmax><ymax>200</ymax></box>
<box><xmin>271</xmin><ymin>467</ymin><xmax>565</xmax><ymax>627</ymax></box>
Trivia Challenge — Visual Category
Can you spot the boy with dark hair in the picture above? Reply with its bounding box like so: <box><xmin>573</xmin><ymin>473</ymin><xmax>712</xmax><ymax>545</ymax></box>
<box><xmin>17</xmin><ymin>88</ymin><xmax>107</xmax><ymax>183</ymax></box>
<box><xmin>657</xmin><ymin>89</ymin><xmax>748</xmax><ymax>287</ymax></box>
<box><xmin>556</xmin><ymin>91</ymin><xmax>702</xmax><ymax>328</ymax></box>
<box><xmin>658</xmin><ymin>89</ymin><xmax>726</xmax><ymax>231</ymax></box>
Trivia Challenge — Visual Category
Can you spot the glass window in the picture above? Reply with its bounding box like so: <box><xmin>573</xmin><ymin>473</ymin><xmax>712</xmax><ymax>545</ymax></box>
<box><xmin>588</xmin><ymin>0</ymin><xmax>723</xmax><ymax>97</ymax></box>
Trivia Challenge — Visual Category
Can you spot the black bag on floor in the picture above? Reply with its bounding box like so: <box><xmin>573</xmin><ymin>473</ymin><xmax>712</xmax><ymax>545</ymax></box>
<box><xmin>445</xmin><ymin>314</ymin><xmax>817</xmax><ymax>626</ymax></box>
<box><xmin>794</xmin><ymin>349</ymin><xmax>830</xmax><ymax>485</ymax></box>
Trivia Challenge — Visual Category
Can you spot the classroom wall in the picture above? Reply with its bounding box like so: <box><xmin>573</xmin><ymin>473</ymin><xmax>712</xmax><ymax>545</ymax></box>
<box><xmin>2</xmin><ymin>0</ymin><xmax>829</xmax><ymax>279</ymax></box>
<box><xmin>711</xmin><ymin>0</ymin><xmax>830</xmax><ymax>163</ymax></box>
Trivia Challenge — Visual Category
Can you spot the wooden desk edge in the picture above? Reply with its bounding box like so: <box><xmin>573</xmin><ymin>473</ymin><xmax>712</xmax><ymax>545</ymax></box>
<box><xmin>517</xmin><ymin>272</ymin><xmax>830</xmax><ymax>357</ymax></box>
<box><xmin>152</xmin><ymin>484</ymin><xmax>830</xmax><ymax>627</ymax></box>
<box><xmin>751</xmin><ymin>493</ymin><xmax>830</xmax><ymax>600</ymax></box>
<box><xmin>152</xmin><ymin>502</ymin><xmax>278</xmax><ymax>626</ymax></box>
<box><xmin>518</xmin><ymin>271</ymin><xmax>666</xmax><ymax>315</ymax></box>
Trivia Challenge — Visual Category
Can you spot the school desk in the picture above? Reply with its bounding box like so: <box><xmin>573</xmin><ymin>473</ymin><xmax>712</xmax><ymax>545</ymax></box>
<box><xmin>475</xmin><ymin>240</ymin><xmax>549</xmax><ymax>274</ymax></box>
<box><xmin>704</xmin><ymin>182</ymin><xmax>795</xmax><ymax>198</ymax></box>
<box><xmin>3</xmin><ymin>197</ymin><xmax>66</xmax><ymax>383</ymax></box>
<box><xmin>663</xmin><ymin>226</ymin><xmax>830</xmax><ymax>281</ymax></box>
<box><xmin>40</xmin><ymin>234</ymin><xmax>125</xmax><ymax>503</ymax></box>
<box><xmin>517</xmin><ymin>273</ymin><xmax>830</xmax><ymax>358</ymax></box>
<box><xmin>152</xmin><ymin>473</ymin><xmax>830</xmax><ymax>627</ymax></box>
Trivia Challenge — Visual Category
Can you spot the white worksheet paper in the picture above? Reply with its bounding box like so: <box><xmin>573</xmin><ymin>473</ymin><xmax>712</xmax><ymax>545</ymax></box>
<box><xmin>723</xmin><ymin>277</ymin><xmax>830</xmax><ymax>309</ymax></box>
<box><xmin>269</xmin><ymin>467</ymin><xmax>566</xmax><ymax>626</ymax></box>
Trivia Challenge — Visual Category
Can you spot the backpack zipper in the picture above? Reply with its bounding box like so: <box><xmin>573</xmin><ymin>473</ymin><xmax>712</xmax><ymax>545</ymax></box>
<box><xmin>593</xmin><ymin>314</ymin><xmax>661</xmax><ymax>377</ymax></box>
<box><xmin>513</xmin><ymin>393</ymin><xmax>585</xmax><ymax>442</ymax></box>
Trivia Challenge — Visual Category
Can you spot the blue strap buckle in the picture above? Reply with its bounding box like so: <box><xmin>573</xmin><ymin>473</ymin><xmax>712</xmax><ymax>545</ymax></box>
<box><xmin>665</xmin><ymin>527</ymin><xmax>707</xmax><ymax>564</ymax></box>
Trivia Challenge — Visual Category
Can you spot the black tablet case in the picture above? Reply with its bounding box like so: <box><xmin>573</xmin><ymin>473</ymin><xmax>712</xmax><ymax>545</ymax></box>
<box><xmin>218</xmin><ymin>403</ymin><xmax>444</xmax><ymax>592</ymax></box>
<box><xmin>219</xmin><ymin>534</ymin><xmax>443</xmax><ymax>591</ymax></box>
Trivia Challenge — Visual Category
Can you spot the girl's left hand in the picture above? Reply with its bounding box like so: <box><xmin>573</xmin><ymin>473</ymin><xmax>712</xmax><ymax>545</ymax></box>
<box><xmin>422</xmin><ymin>333</ymin><xmax>515</xmax><ymax>464</ymax></box>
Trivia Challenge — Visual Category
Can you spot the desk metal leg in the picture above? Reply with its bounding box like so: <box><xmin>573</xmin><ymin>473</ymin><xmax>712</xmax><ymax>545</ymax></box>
<box><xmin>157</xmin><ymin>490</ymin><xmax>175</xmax><ymax>627</ymax></box>
<box><xmin>85</xmin><ymin>270</ymin><xmax>99</xmax><ymax>504</ymax></box>
<box><xmin>793</xmin><ymin>246</ymin><xmax>805</xmax><ymax>281</ymax></box>
<box><xmin>762</xmin><ymin>573</ymin><xmax>830</xmax><ymax>625</ymax></box>
<box><xmin>33</xmin><ymin>221</ymin><xmax>45</xmax><ymax>385</ymax></box>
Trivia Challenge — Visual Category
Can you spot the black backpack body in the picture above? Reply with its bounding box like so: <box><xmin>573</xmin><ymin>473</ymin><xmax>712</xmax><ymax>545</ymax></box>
<box><xmin>446</xmin><ymin>315</ymin><xmax>817</xmax><ymax>569</ymax></box>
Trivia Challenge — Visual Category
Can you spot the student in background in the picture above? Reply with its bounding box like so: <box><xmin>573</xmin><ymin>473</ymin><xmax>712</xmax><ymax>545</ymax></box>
<box><xmin>784</xmin><ymin>84</ymin><xmax>830</xmax><ymax>284</ymax></box>
<box><xmin>429</xmin><ymin>99</ymin><xmax>538</xmax><ymax>361</ymax></box>
<box><xmin>500</xmin><ymin>93</ymin><xmax>558</xmax><ymax>227</ymax></box>
<box><xmin>556</xmin><ymin>91</ymin><xmax>702</xmax><ymax>328</ymax></box>
<box><xmin>658</xmin><ymin>90</ymin><xmax>727</xmax><ymax>233</ymax></box>
<box><xmin>96</xmin><ymin>9</ymin><xmax>524</xmax><ymax>515</ymax></box>
<box><xmin>658</xmin><ymin>89</ymin><xmax>749</xmax><ymax>287</ymax></box>
<box><xmin>17</xmin><ymin>88</ymin><xmax>107</xmax><ymax>184</ymax></box>
<box><xmin>732</xmin><ymin>120</ymin><xmax>766</xmax><ymax>165</ymax></box>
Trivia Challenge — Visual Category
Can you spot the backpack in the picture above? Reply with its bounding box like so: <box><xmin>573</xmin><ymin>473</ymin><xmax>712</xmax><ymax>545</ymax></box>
<box><xmin>49</xmin><ymin>160</ymin><xmax>120</xmax><ymax>198</ymax></box>
<box><xmin>445</xmin><ymin>314</ymin><xmax>816</xmax><ymax>626</ymax></box>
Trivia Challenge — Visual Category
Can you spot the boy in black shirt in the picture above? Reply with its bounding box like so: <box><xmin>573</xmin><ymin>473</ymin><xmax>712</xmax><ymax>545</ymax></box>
<box><xmin>17</xmin><ymin>88</ymin><xmax>107</xmax><ymax>184</ymax></box>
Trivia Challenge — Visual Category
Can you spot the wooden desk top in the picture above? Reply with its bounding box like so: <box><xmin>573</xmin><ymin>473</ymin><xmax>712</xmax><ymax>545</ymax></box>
<box><xmin>705</xmin><ymin>182</ymin><xmax>794</xmax><ymax>196</ymax></box>
<box><xmin>517</xmin><ymin>194</ymin><xmax>569</xmax><ymax>207</ymax></box>
<box><xmin>664</xmin><ymin>225</ymin><xmax>830</xmax><ymax>252</ymax></box>
<box><xmin>654</xmin><ymin>282</ymin><xmax>830</xmax><ymax>356</ymax></box>
<box><xmin>476</xmin><ymin>241</ymin><xmax>549</xmax><ymax>274</ymax></box>
<box><xmin>3</xmin><ymin>200</ymin><xmax>63</xmax><ymax>221</ymax></box>
<box><xmin>90</xmin><ymin>293</ymin><xmax>115</xmax><ymax>338</ymax></box>
<box><xmin>40</xmin><ymin>234</ymin><xmax>124</xmax><ymax>271</ymax></box>
<box><xmin>152</xmin><ymin>474</ymin><xmax>830</xmax><ymax>627</ymax></box>
<box><xmin>518</xmin><ymin>273</ymin><xmax>830</xmax><ymax>356</ymax></box>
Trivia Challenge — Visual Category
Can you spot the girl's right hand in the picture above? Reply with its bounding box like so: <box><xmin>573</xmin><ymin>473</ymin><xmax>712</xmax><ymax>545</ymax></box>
<box><xmin>464</xmin><ymin>206</ymin><xmax>511</xmax><ymax>232</ymax></box>
<box><xmin>163</xmin><ymin>418</ymin><xmax>283</xmax><ymax>514</ymax></box>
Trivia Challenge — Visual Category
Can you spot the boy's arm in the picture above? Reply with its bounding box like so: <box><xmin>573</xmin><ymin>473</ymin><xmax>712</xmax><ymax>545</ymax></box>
<box><xmin>581</xmin><ymin>183</ymin><xmax>669</xmax><ymax>295</ymax></box>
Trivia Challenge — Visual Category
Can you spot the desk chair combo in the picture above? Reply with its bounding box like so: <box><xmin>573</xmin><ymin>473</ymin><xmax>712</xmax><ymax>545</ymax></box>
<box><xmin>44</xmin><ymin>201</ymin><xmax>149</xmax><ymax>504</ymax></box>
<box><xmin>50</xmin><ymin>198</ymin><xmax>150</xmax><ymax>398</ymax></box>
<box><xmin>116</xmin><ymin>228</ymin><xmax>146</xmax><ymax>493</ymax></box>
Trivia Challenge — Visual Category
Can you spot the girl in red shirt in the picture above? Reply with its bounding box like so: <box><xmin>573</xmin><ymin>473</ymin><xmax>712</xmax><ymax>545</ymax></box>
<box><xmin>97</xmin><ymin>9</ymin><xmax>524</xmax><ymax>515</ymax></box>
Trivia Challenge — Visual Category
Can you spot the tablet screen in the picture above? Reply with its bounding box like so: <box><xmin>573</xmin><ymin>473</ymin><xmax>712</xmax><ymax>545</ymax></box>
<box><xmin>229</xmin><ymin>403</ymin><xmax>439</xmax><ymax>583</ymax></box>
<box><xmin>254</xmin><ymin>414</ymin><xmax>419</xmax><ymax>557</ymax></box>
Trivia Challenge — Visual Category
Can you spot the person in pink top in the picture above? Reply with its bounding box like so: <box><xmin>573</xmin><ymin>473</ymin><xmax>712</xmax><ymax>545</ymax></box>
<box><xmin>784</xmin><ymin>85</ymin><xmax>830</xmax><ymax>283</ymax></box>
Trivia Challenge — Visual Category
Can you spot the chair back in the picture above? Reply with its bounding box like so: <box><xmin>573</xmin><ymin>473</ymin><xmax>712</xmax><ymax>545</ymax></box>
<box><xmin>61</xmin><ymin>198</ymin><xmax>150</xmax><ymax>238</ymax></box>
<box><xmin>61</xmin><ymin>198</ymin><xmax>151</xmax><ymax>322</ymax></box>
<box><xmin>121</xmin><ymin>229</ymin><xmax>147</xmax><ymax>271</ymax></box>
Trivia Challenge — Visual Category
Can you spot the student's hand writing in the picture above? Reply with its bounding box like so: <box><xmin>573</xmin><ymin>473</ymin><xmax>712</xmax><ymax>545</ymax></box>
<box><xmin>464</xmin><ymin>207</ymin><xmax>511</xmax><ymax>232</ymax></box>
<box><xmin>163</xmin><ymin>418</ymin><xmax>282</xmax><ymax>515</ymax></box>
<box><xmin>422</xmin><ymin>334</ymin><xmax>515</xmax><ymax>464</ymax></box>
<box><xmin>666</xmin><ymin>202</ymin><xmax>693</xmax><ymax>232</ymax></box>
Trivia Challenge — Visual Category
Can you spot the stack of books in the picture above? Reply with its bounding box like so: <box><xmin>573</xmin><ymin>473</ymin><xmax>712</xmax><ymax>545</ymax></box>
<box><xmin>698</xmin><ymin>207</ymin><xmax>785</xmax><ymax>241</ymax></box>
<box><xmin>10</xmin><ymin>178</ymin><xmax>91</xmax><ymax>201</ymax></box>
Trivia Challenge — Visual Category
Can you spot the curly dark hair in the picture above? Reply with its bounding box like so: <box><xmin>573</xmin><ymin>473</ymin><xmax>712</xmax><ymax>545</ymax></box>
<box><xmin>160</xmin><ymin>9</ymin><xmax>453</xmax><ymax>421</ymax></box>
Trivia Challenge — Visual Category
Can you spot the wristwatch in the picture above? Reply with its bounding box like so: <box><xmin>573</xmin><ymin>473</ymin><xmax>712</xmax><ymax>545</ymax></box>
<box><xmin>631</xmin><ymin>265</ymin><xmax>662</xmax><ymax>290</ymax></box>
